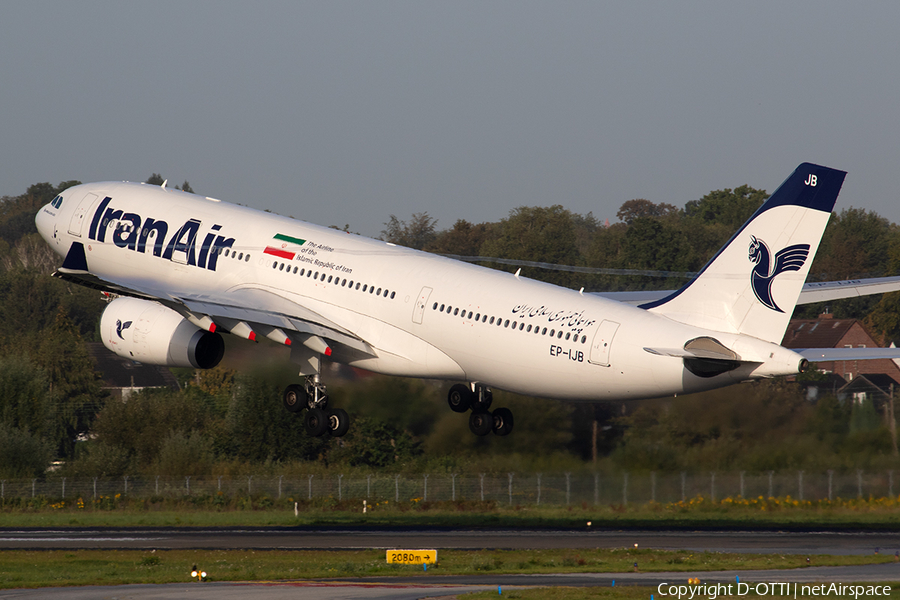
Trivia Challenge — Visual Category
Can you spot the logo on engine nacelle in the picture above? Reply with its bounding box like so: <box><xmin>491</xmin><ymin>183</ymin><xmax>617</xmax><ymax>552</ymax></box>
<box><xmin>116</xmin><ymin>319</ymin><xmax>133</xmax><ymax>340</ymax></box>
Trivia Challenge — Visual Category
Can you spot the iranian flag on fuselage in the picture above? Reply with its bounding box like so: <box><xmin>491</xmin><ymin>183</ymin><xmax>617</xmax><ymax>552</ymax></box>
<box><xmin>263</xmin><ymin>233</ymin><xmax>306</xmax><ymax>260</ymax></box>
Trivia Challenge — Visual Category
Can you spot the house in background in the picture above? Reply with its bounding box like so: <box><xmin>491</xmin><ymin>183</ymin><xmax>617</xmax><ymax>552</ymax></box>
<box><xmin>782</xmin><ymin>313</ymin><xmax>900</xmax><ymax>405</ymax></box>
<box><xmin>86</xmin><ymin>342</ymin><xmax>180</xmax><ymax>401</ymax></box>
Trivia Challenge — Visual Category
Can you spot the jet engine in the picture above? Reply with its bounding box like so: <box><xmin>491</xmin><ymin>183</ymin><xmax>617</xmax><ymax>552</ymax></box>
<box><xmin>100</xmin><ymin>297</ymin><xmax>224</xmax><ymax>369</ymax></box>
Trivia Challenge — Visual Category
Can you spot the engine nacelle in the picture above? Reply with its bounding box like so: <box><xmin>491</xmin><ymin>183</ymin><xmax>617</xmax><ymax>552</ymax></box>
<box><xmin>100</xmin><ymin>297</ymin><xmax>224</xmax><ymax>369</ymax></box>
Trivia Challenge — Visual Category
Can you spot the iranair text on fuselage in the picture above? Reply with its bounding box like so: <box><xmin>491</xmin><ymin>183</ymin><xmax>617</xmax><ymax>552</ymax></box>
<box><xmin>87</xmin><ymin>196</ymin><xmax>235</xmax><ymax>271</ymax></box>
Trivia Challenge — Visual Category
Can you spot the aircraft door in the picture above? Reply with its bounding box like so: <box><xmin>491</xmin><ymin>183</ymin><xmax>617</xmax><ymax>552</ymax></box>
<box><xmin>588</xmin><ymin>320</ymin><xmax>620</xmax><ymax>366</ymax></box>
<box><xmin>412</xmin><ymin>286</ymin><xmax>433</xmax><ymax>324</ymax></box>
<box><xmin>68</xmin><ymin>192</ymin><xmax>99</xmax><ymax>236</ymax></box>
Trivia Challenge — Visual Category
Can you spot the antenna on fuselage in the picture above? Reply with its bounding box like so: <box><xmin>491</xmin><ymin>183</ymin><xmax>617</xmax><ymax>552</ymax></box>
<box><xmin>161</xmin><ymin>179</ymin><xmax>168</xmax><ymax>190</ymax></box>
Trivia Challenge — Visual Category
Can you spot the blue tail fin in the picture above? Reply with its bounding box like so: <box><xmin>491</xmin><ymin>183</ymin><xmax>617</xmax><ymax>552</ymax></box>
<box><xmin>640</xmin><ymin>163</ymin><xmax>846</xmax><ymax>343</ymax></box>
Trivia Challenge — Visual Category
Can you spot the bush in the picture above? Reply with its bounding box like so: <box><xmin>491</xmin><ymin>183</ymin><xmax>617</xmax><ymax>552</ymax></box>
<box><xmin>0</xmin><ymin>424</ymin><xmax>52</xmax><ymax>478</ymax></box>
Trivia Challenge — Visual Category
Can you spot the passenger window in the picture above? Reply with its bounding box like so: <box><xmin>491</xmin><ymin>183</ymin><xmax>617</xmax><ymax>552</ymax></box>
<box><xmin>363</xmin><ymin>285</ymin><xmax>368</xmax><ymax>292</ymax></box>
<box><xmin>558</xmin><ymin>331</ymin><xmax>563</xmax><ymax>339</ymax></box>
<box><xmin>565</xmin><ymin>333</ymin><xmax>570</xmax><ymax>340</ymax></box>
<box><xmin>489</xmin><ymin>317</ymin><xmax>495</xmax><ymax>325</ymax></box>
<box><xmin>279</xmin><ymin>263</ymin><xmax>284</xmax><ymax>271</ymax></box>
<box><xmin>519</xmin><ymin>323</ymin><xmax>525</xmax><ymax>331</ymax></box>
<box><xmin>454</xmin><ymin>308</ymin><xmax>459</xmax><ymax>316</ymax></box>
<box><xmin>542</xmin><ymin>328</ymin><xmax>547</xmax><ymax>335</ymax></box>
<box><xmin>433</xmin><ymin>303</ymin><xmax>438</xmax><ymax>310</ymax></box>
<box><xmin>526</xmin><ymin>324</ymin><xmax>532</xmax><ymax>332</ymax></box>
<box><xmin>390</xmin><ymin>292</ymin><xmax>396</xmax><ymax>299</ymax></box>
<box><xmin>293</xmin><ymin>267</ymin><xmax>298</xmax><ymax>274</ymax></box>
<box><xmin>376</xmin><ymin>288</ymin><xmax>382</xmax><ymax>295</ymax></box>
<box><xmin>504</xmin><ymin>320</ymin><xmax>510</xmax><ymax>328</ymax></box>
<box><xmin>549</xmin><ymin>329</ymin><xmax>555</xmax><ymax>337</ymax></box>
<box><xmin>467</xmin><ymin>311</ymin><xmax>472</xmax><ymax>319</ymax></box>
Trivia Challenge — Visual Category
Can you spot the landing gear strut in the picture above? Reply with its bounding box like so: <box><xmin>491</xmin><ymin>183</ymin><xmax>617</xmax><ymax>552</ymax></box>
<box><xmin>283</xmin><ymin>374</ymin><xmax>350</xmax><ymax>437</ymax></box>
<box><xmin>448</xmin><ymin>383</ymin><xmax>514</xmax><ymax>437</ymax></box>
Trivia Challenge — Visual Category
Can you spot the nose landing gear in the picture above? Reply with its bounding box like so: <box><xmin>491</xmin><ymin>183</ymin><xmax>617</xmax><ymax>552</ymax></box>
<box><xmin>283</xmin><ymin>374</ymin><xmax>350</xmax><ymax>437</ymax></box>
<box><xmin>448</xmin><ymin>383</ymin><xmax>514</xmax><ymax>437</ymax></box>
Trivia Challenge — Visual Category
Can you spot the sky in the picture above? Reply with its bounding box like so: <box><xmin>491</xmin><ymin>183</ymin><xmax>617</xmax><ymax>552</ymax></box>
<box><xmin>2</xmin><ymin>1</ymin><xmax>899</xmax><ymax>238</ymax></box>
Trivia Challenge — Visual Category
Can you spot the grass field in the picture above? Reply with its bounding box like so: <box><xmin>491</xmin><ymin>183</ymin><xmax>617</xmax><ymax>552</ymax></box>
<box><xmin>3</xmin><ymin>494</ymin><xmax>900</xmax><ymax>529</ymax></box>
<box><xmin>0</xmin><ymin>548</ymin><xmax>892</xmax><ymax>590</ymax></box>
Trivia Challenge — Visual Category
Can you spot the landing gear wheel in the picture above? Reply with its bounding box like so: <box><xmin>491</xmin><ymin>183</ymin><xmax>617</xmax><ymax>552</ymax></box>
<box><xmin>305</xmin><ymin>407</ymin><xmax>329</xmax><ymax>437</ymax></box>
<box><xmin>283</xmin><ymin>384</ymin><xmax>306</xmax><ymax>413</ymax></box>
<box><xmin>328</xmin><ymin>408</ymin><xmax>350</xmax><ymax>437</ymax></box>
<box><xmin>491</xmin><ymin>407</ymin><xmax>514</xmax><ymax>436</ymax></box>
<box><xmin>469</xmin><ymin>410</ymin><xmax>493</xmax><ymax>436</ymax></box>
<box><xmin>448</xmin><ymin>384</ymin><xmax>473</xmax><ymax>413</ymax></box>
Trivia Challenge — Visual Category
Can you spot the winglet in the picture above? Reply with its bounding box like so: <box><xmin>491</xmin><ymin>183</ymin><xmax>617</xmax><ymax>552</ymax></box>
<box><xmin>639</xmin><ymin>163</ymin><xmax>846</xmax><ymax>343</ymax></box>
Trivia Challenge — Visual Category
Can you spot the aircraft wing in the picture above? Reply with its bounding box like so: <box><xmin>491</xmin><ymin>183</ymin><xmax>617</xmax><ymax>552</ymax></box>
<box><xmin>53</xmin><ymin>267</ymin><xmax>374</xmax><ymax>356</ymax></box>
<box><xmin>797</xmin><ymin>347</ymin><xmax>900</xmax><ymax>362</ymax></box>
<box><xmin>592</xmin><ymin>276</ymin><xmax>900</xmax><ymax>306</ymax></box>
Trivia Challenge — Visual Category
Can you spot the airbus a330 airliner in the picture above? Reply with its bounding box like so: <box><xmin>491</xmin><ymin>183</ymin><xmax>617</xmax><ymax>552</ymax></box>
<box><xmin>34</xmin><ymin>163</ymin><xmax>900</xmax><ymax>438</ymax></box>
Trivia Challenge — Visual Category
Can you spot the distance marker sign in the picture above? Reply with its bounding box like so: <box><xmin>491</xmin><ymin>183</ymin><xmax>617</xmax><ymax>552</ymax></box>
<box><xmin>386</xmin><ymin>550</ymin><xmax>437</xmax><ymax>564</ymax></box>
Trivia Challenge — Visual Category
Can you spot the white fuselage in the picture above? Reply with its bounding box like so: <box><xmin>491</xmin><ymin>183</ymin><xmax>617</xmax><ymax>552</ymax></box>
<box><xmin>36</xmin><ymin>182</ymin><xmax>805</xmax><ymax>401</ymax></box>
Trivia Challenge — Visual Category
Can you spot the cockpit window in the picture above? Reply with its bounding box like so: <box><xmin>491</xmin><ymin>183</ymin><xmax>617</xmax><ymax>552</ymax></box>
<box><xmin>50</xmin><ymin>195</ymin><xmax>63</xmax><ymax>209</ymax></box>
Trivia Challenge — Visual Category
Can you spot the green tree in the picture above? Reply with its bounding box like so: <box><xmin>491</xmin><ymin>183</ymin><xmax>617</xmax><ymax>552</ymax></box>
<box><xmin>0</xmin><ymin>424</ymin><xmax>52</xmax><ymax>478</ymax></box>
<box><xmin>92</xmin><ymin>387</ymin><xmax>212</xmax><ymax>470</ymax></box>
<box><xmin>328</xmin><ymin>417</ymin><xmax>420</xmax><ymax>467</ymax></box>
<box><xmin>154</xmin><ymin>430</ymin><xmax>214</xmax><ymax>477</ymax></box>
<box><xmin>479</xmin><ymin>206</ymin><xmax>581</xmax><ymax>285</ymax></box>
<box><xmin>616</xmin><ymin>199</ymin><xmax>678</xmax><ymax>225</ymax></box>
<box><xmin>683</xmin><ymin>185</ymin><xmax>767</xmax><ymax>229</ymax></box>
<box><xmin>223</xmin><ymin>375</ymin><xmax>330</xmax><ymax>462</ymax></box>
<box><xmin>0</xmin><ymin>355</ymin><xmax>53</xmax><ymax>438</ymax></box>
<box><xmin>426</xmin><ymin>219</ymin><xmax>493</xmax><ymax>256</ymax></box>
<box><xmin>34</xmin><ymin>307</ymin><xmax>107</xmax><ymax>458</ymax></box>
<box><xmin>381</xmin><ymin>213</ymin><xmax>438</xmax><ymax>250</ymax></box>
<box><xmin>812</xmin><ymin>208</ymin><xmax>896</xmax><ymax>280</ymax></box>
<box><xmin>145</xmin><ymin>173</ymin><xmax>165</xmax><ymax>186</ymax></box>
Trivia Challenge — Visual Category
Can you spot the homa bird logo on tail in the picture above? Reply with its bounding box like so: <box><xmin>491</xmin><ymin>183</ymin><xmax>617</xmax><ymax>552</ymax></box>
<box><xmin>116</xmin><ymin>319</ymin><xmax>132</xmax><ymax>339</ymax></box>
<box><xmin>748</xmin><ymin>236</ymin><xmax>810</xmax><ymax>313</ymax></box>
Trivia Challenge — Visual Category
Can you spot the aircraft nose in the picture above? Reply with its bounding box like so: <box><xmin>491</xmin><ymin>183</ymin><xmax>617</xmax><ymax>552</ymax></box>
<box><xmin>35</xmin><ymin>204</ymin><xmax>55</xmax><ymax>242</ymax></box>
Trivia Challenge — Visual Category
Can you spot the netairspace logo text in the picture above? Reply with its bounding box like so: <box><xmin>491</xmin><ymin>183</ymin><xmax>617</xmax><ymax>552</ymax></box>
<box><xmin>657</xmin><ymin>582</ymin><xmax>893</xmax><ymax>599</ymax></box>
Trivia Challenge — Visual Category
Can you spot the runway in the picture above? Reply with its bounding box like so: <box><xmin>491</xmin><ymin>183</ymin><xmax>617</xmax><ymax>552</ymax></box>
<box><xmin>1</xmin><ymin>526</ymin><xmax>899</xmax><ymax>556</ymax></box>
<box><xmin>3</xmin><ymin>528</ymin><xmax>899</xmax><ymax>599</ymax></box>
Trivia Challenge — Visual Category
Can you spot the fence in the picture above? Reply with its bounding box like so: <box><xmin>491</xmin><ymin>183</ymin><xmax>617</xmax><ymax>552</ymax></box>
<box><xmin>1</xmin><ymin>471</ymin><xmax>899</xmax><ymax>505</ymax></box>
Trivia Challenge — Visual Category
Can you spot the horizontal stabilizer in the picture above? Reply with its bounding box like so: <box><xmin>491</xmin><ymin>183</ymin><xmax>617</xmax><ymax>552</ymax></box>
<box><xmin>797</xmin><ymin>276</ymin><xmax>900</xmax><ymax>304</ymax></box>
<box><xmin>798</xmin><ymin>347</ymin><xmax>900</xmax><ymax>362</ymax></box>
<box><xmin>643</xmin><ymin>346</ymin><xmax>748</xmax><ymax>361</ymax></box>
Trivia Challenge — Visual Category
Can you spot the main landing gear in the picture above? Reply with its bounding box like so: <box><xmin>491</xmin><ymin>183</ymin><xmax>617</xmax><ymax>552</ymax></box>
<box><xmin>448</xmin><ymin>383</ymin><xmax>514</xmax><ymax>437</ymax></box>
<box><xmin>283</xmin><ymin>374</ymin><xmax>350</xmax><ymax>437</ymax></box>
